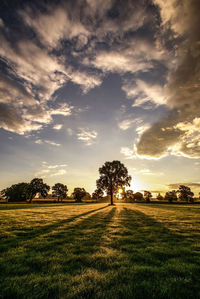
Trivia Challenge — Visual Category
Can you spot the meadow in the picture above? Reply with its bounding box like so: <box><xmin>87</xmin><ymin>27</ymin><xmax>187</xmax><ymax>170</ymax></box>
<box><xmin>0</xmin><ymin>203</ymin><xmax>200</xmax><ymax>299</ymax></box>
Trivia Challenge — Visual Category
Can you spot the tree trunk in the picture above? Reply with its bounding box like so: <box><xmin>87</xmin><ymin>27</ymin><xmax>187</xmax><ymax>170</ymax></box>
<box><xmin>110</xmin><ymin>190</ymin><xmax>113</xmax><ymax>205</ymax></box>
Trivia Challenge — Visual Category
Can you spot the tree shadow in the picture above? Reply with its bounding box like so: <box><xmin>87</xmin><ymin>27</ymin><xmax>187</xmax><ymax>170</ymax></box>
<box><xmin>0</xmin><ymin>205</ymin><xmax>109</xmax><ymax>253</ymax></box>
<box><xmin>103</xmin><ymin>207</ymin><xmax>200</xmax><ymax>299</ymax></box>
<box><xmin>0</xmin><ymin>207</ymin><xmax>117</xmax><ymax>298</ymax></box>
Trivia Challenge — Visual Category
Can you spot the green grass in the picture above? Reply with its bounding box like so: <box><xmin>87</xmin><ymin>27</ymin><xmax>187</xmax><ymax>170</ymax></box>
<box><xmin>0</xmin><ymin>203</ymin><xmax>200</xmax><ymax>298</ymax></box>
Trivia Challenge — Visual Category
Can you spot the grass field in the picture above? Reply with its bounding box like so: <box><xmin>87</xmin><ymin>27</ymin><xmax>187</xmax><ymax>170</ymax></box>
<box><xmin>0</xmin><ymin>203</ymin><xmax>200</xmax><ymax>299</ymax></box>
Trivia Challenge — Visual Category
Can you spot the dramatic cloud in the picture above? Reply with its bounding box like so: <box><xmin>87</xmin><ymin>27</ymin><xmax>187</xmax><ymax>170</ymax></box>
<box><xmin>0</xmin><ymin>99</ymin><xmax>74</xmax><ymax>134</ymax></box>
<box><xmin>68</xmin><ymin>70</ymin><xmax>102</xmax><ymax>94</ymax></box>
<box><xmin>20</xmin><ymin>5</ymin><xmax>89</xmax><ymax>49</ymax></box>
<box><xmin>85</xmin><ymin>36</ymin><xmax>168</xmax><ymax>75</ymax></box>
<box><xmin>1</xmin><ymin>0</ymin><xmax>199</xmax><ymax>163</ymax></box>
<box><xmin>0</xmin><ymin>103</ymin><xmax>43</xmax><ymax>135</ymax></box>
<box><xmin>136</xmin><ymin>0</ymin><xmax>200</xmax><ymax>159</ymax></box>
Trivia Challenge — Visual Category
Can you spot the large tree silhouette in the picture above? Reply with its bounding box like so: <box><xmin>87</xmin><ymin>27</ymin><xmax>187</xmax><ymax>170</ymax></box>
<box><xmin>96</xmin><ymin>160</ymin><xmax>131</xmax><ymax>205</ymax></box>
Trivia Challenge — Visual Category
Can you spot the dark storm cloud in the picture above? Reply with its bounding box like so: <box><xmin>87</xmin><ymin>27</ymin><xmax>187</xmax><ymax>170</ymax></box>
<box><xmin>136</xmin><ymin>0</ymin><xmax>200</xmax><ymax>159</ymax></box>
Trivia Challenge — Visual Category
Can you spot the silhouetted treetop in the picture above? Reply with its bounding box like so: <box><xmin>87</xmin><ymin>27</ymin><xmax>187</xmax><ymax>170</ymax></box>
<box><xmin>72</xmin><ymin>187</ymin><xmax>87</xmax><ymax>202</ymax></box>
<box><xmin>52</xmin><ymin>183</ymin><xmax>68</xmax><ymax>202</ymax></box>
<box><xmin>96</xmin><ymin>160</ymin><xmax>131</xmax><ymax>205</ymax></box>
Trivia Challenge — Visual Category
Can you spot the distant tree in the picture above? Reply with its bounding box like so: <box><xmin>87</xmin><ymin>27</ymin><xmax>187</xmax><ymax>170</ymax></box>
<box><xmin>157</xmin><ymin>193</ymin><xmax>163</xmax><ymax>201</ymax></box>
<box><xmin>27</xmin><ymin>178</ymin><xmax>50</xmax><ymax>203</ymax></box>
<box><xmin>52</xmin><ymin>183</ymin><xmax>68</xmax><ymax>202</ymax></box>
<box><xmin>72</xmin><ymin>187</ymin><xmax>87</xmax><ymax>202</ymax></box>
<box><xmin>96</xmin><ymin>160</ymin><xmax>131</xmax><ymax>205</ymax></box>
<box><xmin>125</xmin><ymin>190</ymin><xmax>135</xmax><ymax>202</ymax></box>
<box><xmin>92</xmin><ymin>188</ymin><xmax>104</xmax><ymax>201</ymax></box>
<box><xmin>1</xmin><ymin>183</ymin><xmax>30</xmax><ymax>202</ymax></box>
<box><xmin>84</xmin><ymin>192</ymin><xmax>91</xmax><ymax>201</ymax></box>
<box><xmin>144</xmin><ymin>191</ymin><xmax>152</xmax><ymax>203</ymax></box>
<box><xmin>133</xmin><ymin>192</ymin><xmax>143</xmax><ymax>201</ymax></box>
<box><xmin>177</xmin><ymin>185</ymin><xmax>194</xmax><ymax>202</ymax></box>
<box><xmin>164</xmin><ymin>190</ymin><xmax>177</xmax><ymax>203</ymax></box>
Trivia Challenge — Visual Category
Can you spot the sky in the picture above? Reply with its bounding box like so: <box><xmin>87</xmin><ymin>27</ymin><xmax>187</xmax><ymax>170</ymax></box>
<box><xmin>0</xmin><ymin>0</ymin><xmax>200</xmax><ymax>195</ymax></box>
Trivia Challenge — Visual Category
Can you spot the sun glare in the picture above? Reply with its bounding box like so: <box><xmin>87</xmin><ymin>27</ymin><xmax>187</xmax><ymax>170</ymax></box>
<box><xmin>117</xmin><ymin>188</ymin><xmax>123</xmax><ymax>199</ymax></box>
<box><xmin>129</xmin><ymin>178</ymin><xmax>145</xmax><ymax>193</ymax></box>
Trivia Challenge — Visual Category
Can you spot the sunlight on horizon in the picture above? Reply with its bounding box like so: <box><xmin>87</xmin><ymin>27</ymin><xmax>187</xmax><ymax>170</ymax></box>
<box><xmin>129</xmin><ymin>178</ymin><xmax>145</xmax><ymax>193</ymax></box>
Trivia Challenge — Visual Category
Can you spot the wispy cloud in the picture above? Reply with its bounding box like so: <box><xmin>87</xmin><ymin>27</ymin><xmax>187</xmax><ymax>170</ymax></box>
<box><xmin>77</xmin><ymin>128</ymin><xmax>98</xmax><ymax>146</ymax></box>
<box><xmin>35</xmin><ymin>163</ymin><xmax>67</xmax><ymax>178</ymax></box>
<box><xmin>35</xmin><ymin>139</ymin><xmax>61</xmax><ymax>147</ymax></box>
<box><xmin>122</xmin><ymin>79</ymin><xmax>167</xmax><ymax>107</ymax></box>
<box><xmin>53</xmin><ymin>124</ymin><xmax>63</xmax><ymax>130</ymax></box>
<box><xmin>50</xmin><ymin>169</ymin><xmax>67</xmax><ymax>177</ymax></box>
<box><xmin>120</xmin><ymin>147</ymin><xmax>137</xmax><ymax>159</ymax></box>
<box><xmin>118</xmin><ymin>118</ymin><xmax>142</xmax><ymax>131</ymax></box>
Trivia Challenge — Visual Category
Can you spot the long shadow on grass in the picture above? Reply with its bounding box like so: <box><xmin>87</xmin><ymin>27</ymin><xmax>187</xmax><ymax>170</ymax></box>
<box><xmin>103</xmin><ymin>207</ymin><xmax>200</xmax><ymax>299</ymax></box>
<box><xmin>0</xmin><ymin>206</ymin><xmax>116</xmax><ymax>299</ymax></box>
<box><xmin>0</xmin><ymin>205</ymin><xmax>109</xmax><ymax>253</ymax></box>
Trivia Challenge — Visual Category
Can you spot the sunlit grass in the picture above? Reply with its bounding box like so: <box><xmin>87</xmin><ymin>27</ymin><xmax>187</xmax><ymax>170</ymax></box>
<box><xmin>0</xmin><ymin>203</ymin><xmax>200</xmax><ymax>298</ymax></box>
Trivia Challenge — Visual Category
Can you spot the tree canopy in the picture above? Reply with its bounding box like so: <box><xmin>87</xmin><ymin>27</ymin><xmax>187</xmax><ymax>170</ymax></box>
<box><xmin>177</xmin><ymin>185</ymin><xmax>194</xmax><ymax>202</ymax></box>
<box><xmin>133</xmin><ymin>192</ymin><xmax>143</xmax><ymax>201</ymax></box>
<box><xmin>52</xmin><ymin>183</ymin><xmax>68</xmax><ymax>202</ymax></box>
<box><xmin>125</xmin><ymin>190</ymin><xmax>134</xmax><ymax>202</ymax></box>
<box><xmin>28</xmin><ymin>178</ymin><xmax>50</xmax><ymax>203</ymax></box>
<box><xmin>72</xmin><ymin>187</ymin><xmax>87</xmax><ymax>202</ymax></box>
<box><xmin>144</xmin><ymin>191</ymin><xmax>152</xmax><ymax>203</ymax></box>
<box><xmin>92</xmin><ymin>188</ymin><xmax>104</xmax><ymax>200</ymax></box>
<box><xmin>164</xmin><ymin>190</ymin><xmax>177</xmax><ymax>203</ymax></box>
<box><xmin>1</xmin><ymin>183</ymin><xmax>30</xmax><ymax>202</ymax></box>
<box><xmin>96</xmin><ymin>160</ymin><xmax>131</xmax><ymax>205</ymax></box>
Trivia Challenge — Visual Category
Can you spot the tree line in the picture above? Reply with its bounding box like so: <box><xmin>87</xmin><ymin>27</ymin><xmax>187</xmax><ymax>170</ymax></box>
<box><xmin>0</xmin><ymin>161</ymin><xmax>198</xmax><ymax>204</ymax></box>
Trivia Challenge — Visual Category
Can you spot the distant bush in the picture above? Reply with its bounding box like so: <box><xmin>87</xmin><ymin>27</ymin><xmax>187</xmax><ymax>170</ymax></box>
<box><xmin>164</xmin><ymin>190</ymin><xmax>177</xmax><ymax>203</ymax></box>
<box><xmin>157</xmin><ymin>193</ymin><xmax>164</xmax><ymax>201</ymax></box>
<box><xmin>133</xmin><ymin>192</ymin><xmax>143</xmax><ymax>201</ymax></box>
<box><xmin>72</xmin><ymin>188</ymin><xmax>87</xmax><ymax>202</ymax></box>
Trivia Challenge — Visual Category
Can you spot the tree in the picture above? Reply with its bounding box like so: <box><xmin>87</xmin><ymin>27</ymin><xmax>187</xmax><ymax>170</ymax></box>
<box><xmin>144</xmin><ymin>191</ymin><xmax>152</xmax><ymax>203</ymax></box>
<box><xmin>96</xmin><ymin>160</ymin><xmax>131</xmax><ymax>205</ymax></box>
<box><xmin>92</xmin><ymin>188</ymin><xmax>104</xmax><ymax>201</ymax></box>
<box><xmin>1</xmin><ymin>183</ymin><xmax>30</xmax><ymax>202</ymax></box>
<box><xmin>27</xmin><ymin>178</ymin><xmax>50</xmax><ymax>203</ymax></box>
<box><xmin>133</xmin><ymin>192</ymin><xmax>143</xmax><ymax>201</ymax></box>
<box><xmin>164</xmin><ymin>190</ymin><xmax>177</xmax><ymax>203</ymax></box>
<box><xmin>125</xmin><ymin>190</ymin><xmax>135</xmax><ymax>202</ymax></box>
<box><xmin>157</xmin><ymin>193</ymin><xmax>163</xmax><ymax>201</ymax></box>
<box><xmin>52</xmin><ymin>183</ymin><xmax>68</xmax><ymax>202</ymax></box>
<box><xmin>84</xmin><ymin>192</ymin><xmax>91</xmax><ymax>201</ymax></box>
<box><xmin>72</xmin><ymin>187</ymin><xmax>87</xmax><ymax>202</ymax></box>
<box><xmin>177</xmin><ymin>185</ymin><xmax>194</xmax><ymax>202</ymax></box>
